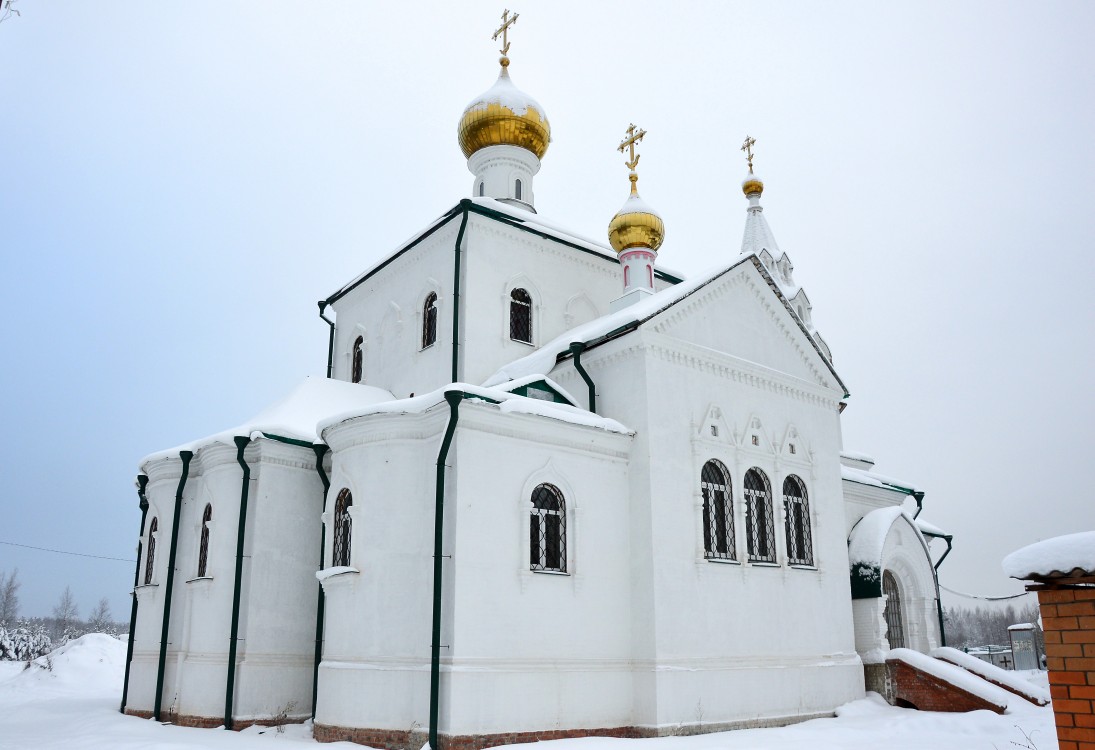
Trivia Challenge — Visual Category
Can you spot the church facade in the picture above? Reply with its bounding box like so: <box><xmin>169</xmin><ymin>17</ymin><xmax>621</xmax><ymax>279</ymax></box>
<box><xmin>121</xmin><ymin>19</ymin><xmax>946</xmax><ymax>749</ymax></box>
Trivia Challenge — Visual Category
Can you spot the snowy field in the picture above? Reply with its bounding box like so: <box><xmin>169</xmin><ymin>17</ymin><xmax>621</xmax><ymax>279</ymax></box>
<box><xmin>0</xmin><ymin>635</ymin><xmax>1057</xmax><ymax>750</ymax></box>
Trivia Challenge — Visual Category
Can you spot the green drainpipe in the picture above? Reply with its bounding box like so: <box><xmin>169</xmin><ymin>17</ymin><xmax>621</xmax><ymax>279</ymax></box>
<box><xmin>429</xmin><ymin>391</ymin><xmax>462</xmax><ymax>750</ymax></box>
<box><xmin>319</xmin><ymin>302</ymin><xmax>336</xmax><ymax>379</ymax></box>
<box><xmin>932</xmin><ymin>534</ymin><xmax>954</xmax><ymax>647</ymax></box>
<box><xmin>120</xmin><ymin>474</ymin><xmax>150</xmax><ymax>714</ymax></box>
<box><xmin>154</xmin><ymin>450</ymin><xmax>192</xmax><ymax>721</ymax></box>
<box><xmin>568</xmin><ymin>342</ymin><xmax>596</xmax><ymax>413</ymax></box>
<box><xmin>224</xmin><ymin>436</ymin><xmax>252</xmax><ymax>730</ymax></box>
<box><xmin>310</xmin><ymin>444</ymin><xmax>331</xmax><ymax>720</ymax></box>
<box><xmin>451</xmin><ymin>205</ymin><xmax>470</xmax><ymax>383</ymax></box>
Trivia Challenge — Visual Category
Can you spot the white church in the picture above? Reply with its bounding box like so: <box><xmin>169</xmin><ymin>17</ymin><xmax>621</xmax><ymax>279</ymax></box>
<box><xmin>121</xmin><ymin>13</ymin><xmax>948</xmax><ymax>748</ymax></box>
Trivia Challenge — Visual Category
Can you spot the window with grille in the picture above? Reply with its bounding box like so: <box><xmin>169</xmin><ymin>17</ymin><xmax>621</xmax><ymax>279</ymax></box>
<box><xmin>883</xmin><ymin>571</ymin><xmax>905</xmax><ymax>648</ymax></box>
<box><xmin>510</xmin><ymin>288</ymin><xmax>532</xmax><ymax>344</ymax></box>
<box><xmin>144</xmin><ymin>517</ymin><xmax>158</xmax><ymax>585</ymax></box>
<box><xmin>351</xmin><ymin>336</ymin><xmax>364</xmax><ymax>383</ymax></box>
<box><xmin>333</xmin><ymin>489</ymin><xmax>353</xmax><ymax>567</ymax></box>
<box><xmin>529</xmin><ymin>484</ymin><xmax>566</xmax><ymax>572</ymax></box>
<box><xmin>783</xmin><ymin>475</ymin><xmax>813</xmax><ymax>566</ymax></box>
<box><xmin>744</xmin><ymin>468</ymin><xmax>776</xmax><ymax>563</ymax></box>
<box><xmin>422</xmin><ymin>293</ymin><xmax>438</xmax><ymax>349</ymax></box>
<box><xmin>197</xmin><ymin>504</ymin><xmax>212</xmax><ymax>577</ymax></box>
<box><xmin>701</xmin><ymin>460</ymin><xmax>735</xmax><ymax>560</ymax></box>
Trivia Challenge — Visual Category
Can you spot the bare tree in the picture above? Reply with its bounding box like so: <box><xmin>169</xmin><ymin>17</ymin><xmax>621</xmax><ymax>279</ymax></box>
<box><xmin>0</xmin><ymin>569</ymin><xmax>19</xmax><ymax>625</ymax></box>
<box><xmin>87</xmin><ymin>597</ymin><xmax>114</xmax><ymax>634</ymax></box>
<box><xmin>0</xmin><ymin>1</ymin><xmax>20</xmax><ymax>25</ymax></box>
<box><xmin>52</xmin><ymin>586</ymin><xmax>79</xmax><ymax>640</ymax></box>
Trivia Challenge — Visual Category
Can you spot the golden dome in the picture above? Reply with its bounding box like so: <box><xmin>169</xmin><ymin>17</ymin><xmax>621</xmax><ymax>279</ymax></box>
<box><xmin>742</xmin><ymin>175</ymin><xmax>764</xmax><ymax>196</ymax></box>
<box><xmin>608</xmin><ymin>173</ymin><xmax>665</xmax><ymax>253</ymax></box>
<box><xmin>458</xmin><ymin>58</ymin><xmax>551</xmax><ymax>160</ymax></box>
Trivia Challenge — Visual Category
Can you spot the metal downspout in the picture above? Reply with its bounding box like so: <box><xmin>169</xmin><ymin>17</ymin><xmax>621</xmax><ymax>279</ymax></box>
<box><xmin>310</xmin><ymin>444</ymin><xmax>331</xmax><ymax>721</ymax></box>
<box><xmin>569</xmin><ymin>342</ymin><xmax>596</xmax><ymax>413</ymax></box>
<box><xmin>120</xmin><ymin>474</ymin><xmax>150</xmax><ymax>713</ymax></box>
<box><xmin>319</xmin><ymin>302</ymin><xmax>335</xmax><ymax>379</ymax></box>
<box><xmin>932</xmin><ymin>535</ymin><xmax>954</xmax><ymax>647</ymax></box>
<box><xmin>224</xmin><ymin>436</ymin><xmax>252</xmax><ymax>730</ymax></box>
<box><xmin>912</xmin><ymin>491</ymin><xmax>925</xmax><ymax>519</ymax></box>
<box><xmin>451</xmin><ymin>204</ymin><xmax>470</xmax><ymax>383</ymax></box>
<box><xmin>429</xmin><ymin>391</ymin><xmax>462</xmax><ymax>750</ymax></box>
<box><xmin>153</xmin><ymin>450</ymin><xmax>192</xmax><ymax>722</ymax></box>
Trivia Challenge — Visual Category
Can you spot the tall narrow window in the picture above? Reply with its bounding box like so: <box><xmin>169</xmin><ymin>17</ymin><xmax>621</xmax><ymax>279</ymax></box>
<box><xmin>333</xmin><ymin>489</ymin><xmax>353</xmax><ymax>567</ymax></box>
<box><xmin>479</xmin><ymin>182</ymin><xmax>484</xmax><ymax>197</ymax></box>
<box><xmin>422</xmin><ymin>293</ymin><xmax>438</xmax><ymax>349</ymax></box>
<box><xmin>530</xmin><ymin>484</ymin><xmax>566</xmax><ymax>572</ymax></box>
<box><xmin>701</xmin><ymin>460</ymin><xmax>735</xmax><ymax>560</ymax></box>
<box><xmin>509</xmin><ymin>288</ymin><xmax>532</xmax><ymax>344</ymax></box>
<box><xmin>144</xmin><ymin>517</ymin><xmax>158</xmax><ymax>585</ymax></box>
<box><xmin>783</xmin><ymin>475</ymin><xmax>813</xmax><ymax>566</ymax></box>
<box><xmin>197</xmin><ymin>504</ymin><xmax>212</xmax><ymax>577</ymax></box>
<box><xmin>351</xmin><ymin>335</ymin><xmax>364</xmax><ymax>384</ymax></box>
<box><xmin>883</xmin><ymin>571</ymin><xmax>905</xmax><ymax>648</ymax></box>
<box><xmin>514</xmin><ymin>178</ymin><xmax>522</xmax><ymax>201</ymax></box>
<box><xmin>744</xmin><ymin>468</ymin><xmax>776</xmax><ymax>563</ymax></box>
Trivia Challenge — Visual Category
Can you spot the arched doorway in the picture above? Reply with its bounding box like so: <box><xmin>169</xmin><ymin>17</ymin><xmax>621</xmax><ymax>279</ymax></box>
<box><xmin>883</xmin><ymin>570</ymin><xmax>906</xmax><ymax>649</ymax></box>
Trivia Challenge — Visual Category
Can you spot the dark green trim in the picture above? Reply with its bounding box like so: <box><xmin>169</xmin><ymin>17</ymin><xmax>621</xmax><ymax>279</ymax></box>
<box><xmin>224</xmin><ymin>436</ymin><xmax>252</xmax><ymax>730</ymax></box>
<box><xmin>154</xmin><ymin>450</ymin><xmax>192</xmax><ymax>722</ymax></box>
<box><xmin>310</xmin><ymin>444</ymin><xmax>330</xmax><ymax>721</ymax></box>
<box><xmin>568</xmin><ymin>343</ymin><xmax>596</xmax><ymax>414</ymax></box>
<box><xmin>429</xmin><ymin>391</ymin><xmax>462</xmax><ymax>750</ymax></box>
<box><xmin>319</xmin><ymin>302</ymin><xmax>335</xmax><ymax>379</ymax></box>
<box><xmin>931</xmin><ymin>534</ymin><xmax>954</xmax><ymax>571</ymax></box>
<box><xmin>259</xmin><ymin>432</ymin><xmax>314</xmax><ymax>448</ymax></box>
<box><xmin>452</xmin><ymin>206</ymin><xmax>470</xmax><ymax>383</ymax></box>
<box><xmin>503</xmin><ymin>380</ymin><xmax>574</xmax><ymax>406</ymax></box>
<box><xmin>911</xmin><ymin>491</ymin><xmax>925</xmax><ymax>518</ymax></box>
<box><xmin>120</xmin><ymin>474</ymin><xmax>150</xmax><ymax>714</ymax></box>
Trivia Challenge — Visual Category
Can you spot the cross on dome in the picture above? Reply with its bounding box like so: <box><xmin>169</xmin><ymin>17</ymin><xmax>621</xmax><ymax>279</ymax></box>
<box><xmin>741</xmin><ymin>135</ymin><xmax>757</xmax><ymax>174</ymax></box>
<box><xmin>618</xmin><ymin>123</ymin><xmax>647</xmax><ymax>174</ymax></box>
<box><xmin>492</xmin><ymin>9</ymin><xmax>519</xmax><ymax>61</ymax></box>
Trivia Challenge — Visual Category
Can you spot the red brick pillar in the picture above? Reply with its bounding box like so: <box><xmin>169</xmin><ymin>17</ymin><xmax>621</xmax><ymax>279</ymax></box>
<box><xmin>1038</xmin><ymin>585</ymin><xmax>1095</xmax><ymax>750</ymax></box>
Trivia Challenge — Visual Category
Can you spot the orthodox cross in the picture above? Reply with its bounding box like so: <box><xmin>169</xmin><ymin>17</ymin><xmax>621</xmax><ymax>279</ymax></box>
<box><xmin>741</xmin><ymin>135</ymin><xmax>757</xmax><ymax>174</ymax></box>
<box><xmin>618</xmin><ymin>123</ymin><xmax>647</xmax><ymax>171</ymax></box>
<box><xmin>492</xmin><ymin>9</ymin><xmax>519</xmax><ymax>57</ymax></box>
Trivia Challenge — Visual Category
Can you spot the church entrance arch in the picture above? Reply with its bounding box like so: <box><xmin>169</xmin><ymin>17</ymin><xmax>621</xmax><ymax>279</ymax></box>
<box><xmin>883</xmin><ymin>570</ymin><xmax>905</xmax><ymax>649</ymax></box>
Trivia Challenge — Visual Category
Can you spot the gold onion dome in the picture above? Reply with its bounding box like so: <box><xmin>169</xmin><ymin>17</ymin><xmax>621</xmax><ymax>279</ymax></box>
<box><xmin>458</xmin><ymin>58</ymin><xmax>551</xmax><ymax>160</ymax></box>
<box><xmin>742</xmin><ymin>174</ymin><xmax>764</xmax><ymax>196</ymax></box>
<box><xmin>608</xmin><ymin>173</ymin><xmax>665</xmax><ymax>253</ymax></box>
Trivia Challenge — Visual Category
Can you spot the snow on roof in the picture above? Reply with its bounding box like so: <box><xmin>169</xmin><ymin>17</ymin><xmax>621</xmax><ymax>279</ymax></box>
<box><xmin>841</xmin><ymin>464</ymin><xmax>920</xmax><ymax>495</ymax></box>
<box><xmin>848</xmin><ymin>506</ymin><xmax>908</xmax><ymax>568</ymax></box>
<box><xmin>915</xmin><ymin>517</ymin><xmax>948</xmax><ymax>537</ymax></box>
<box><xmin>1002</xmin><ymin>531</ymin><xmax>1095</xmax><ymax>580</ymax></box>
<box><xmin>141</xmin><ymin>377</ymin><xmax>395</xmax><ymax>465</ymax></box>
<box><xmin>1007</xmin><ymin>623</ymin><xmax>1036</xmax><ymax>631</ymax></box>
<box><xmin>840</xmin><ymin>450</ymin><xmax>876</xmax><ymax>464</ymax></box>
<box><xmin>492</xmin><ymin>374</ymin><xmax>579</xmax><ymax>406</ymax></box>
<box><xmin>318</xmin><ymin>382</ymin><xmax>632</xmax><ymax>438</ymax></box>
<box><xmin>887</xmin><ymin>649</ymin><xmax>1012</xmax><ymax>713</ymax></box>
<box><xmin>614</xmin><ymin>191</ymin><xmax>662</xmax><ymax>219</ymax></box>
<box><xmin>930</xmin><ymin>647</ymin><xmax>1050</xmax><ymax>706</ymax></box>
<box><xmin>483</xmin><ymin>258</ymin><xmax>753</xmax><ymax>387</ymax></box>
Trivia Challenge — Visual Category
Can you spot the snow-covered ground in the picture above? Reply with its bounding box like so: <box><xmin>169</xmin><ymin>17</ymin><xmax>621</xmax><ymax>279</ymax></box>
<box><xmin>0</xmin><ymin>635</ymin><xmax>1058</xmax><ymax>750</ymax></box>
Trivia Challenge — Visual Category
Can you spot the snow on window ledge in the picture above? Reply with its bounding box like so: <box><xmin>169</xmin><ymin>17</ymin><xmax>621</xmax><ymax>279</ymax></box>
<box><xmin>789</xmin><ymin>564</ymin><xmax>818</xmax><ymax>572</ymax></box>
<box><xmin>185</xmin><ymin>576</ymin><xmax>214</xmax><ymax>585</ymax></box>
<box><xmin>704</xmin><ymin>558</ymin><xmax>741</xmax><ymax>566</ymax></box>
<box><xmin>748</xmin><ymin>561</ymin><xmax>781</xmax><ymax>568</ymax></box>
<box><xmin>316</xmin><ymin>566</ymin><xmax>360</xmax><ymax>592</ymax></box>
<box><xmin>530</xmin><ymin>569</ymin><xmax>570</xmax><ymax>577</ymax></box>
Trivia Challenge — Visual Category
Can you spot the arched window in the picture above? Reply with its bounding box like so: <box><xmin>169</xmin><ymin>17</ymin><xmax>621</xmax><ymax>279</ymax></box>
<box><xmin>351</xmin><ymin>335</ymin><xmax>364</xmax><ymax>384</ymax></box>
<box><xmin>514</xmin><ymin>178</ymin><xmax>522</xmax><ymax>201</ymax></box>
<box><xmin>783</xmin><ymin>475</ymin><xmax>813</xmax><ymax>566</ymax></box>
<box><xmin>479</xmin><ymin>181</ymin><xmax>484</xmax><ymax>197</ymax></box>
<box><xmin>744</xmin><ymin>468</ymin><xmax>776</xmax><ymax>563</ymax></box>
<box><xmin>701</xmin><ymin>460</ymin><xmax>735</xmax><ymax>560</ymax></box>
<box><xmin>883</xmin><ymin>571</ymin><xmax>905</xmax><ymax>648</ymax></box>
<box><xmin>422</xmin><ymin>293</ymin><xmax>438</xmax><ymax>349</ymax></box>
<box><xmin>197</xmin><ymin>504</ymin><xmax>212</xmax><ymax>577</ymax></box>
<box><xmin>509</xmin><ymin>288</ymin><xmax>532</xmax><ymax>344</ymax></box>
<box><xmin>333</xmin><ymin>489</ymin><xmax>353</xmax><ymax>567</ymax></box>
<box><xmin>530</xmin><ymin>484</ymin><xmax>566</xmax><ymax>572</ymax></box>
<box><xmin>144</xmin><ymin>517</ymin><xmax>158</xmax><ymax>585</ymax></box>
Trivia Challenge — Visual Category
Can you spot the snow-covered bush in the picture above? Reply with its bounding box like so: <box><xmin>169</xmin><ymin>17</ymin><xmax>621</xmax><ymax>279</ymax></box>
<box><xmin>0</xmin><ymin>619</ymin><xmax>53</xmax><ymax>661</ymax></box>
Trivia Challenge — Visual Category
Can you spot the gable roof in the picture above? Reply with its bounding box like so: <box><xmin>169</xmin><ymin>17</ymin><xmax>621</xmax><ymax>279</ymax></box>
<box><xmin>484</xmin><ymin>254</ymin><xmax>849</xmax><ymax>398</ymax></box>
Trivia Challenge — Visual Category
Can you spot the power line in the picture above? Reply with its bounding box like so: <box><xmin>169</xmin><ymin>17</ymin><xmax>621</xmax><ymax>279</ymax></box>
<box><xmin>0</xmin><ymin>540</ymin><xmax>135</xmax><ymax>563</ymax></box>
<box><xmin>939</xmin><ymin>583</ymin><xmax>1032</xmax><ymax>602</ymax></box>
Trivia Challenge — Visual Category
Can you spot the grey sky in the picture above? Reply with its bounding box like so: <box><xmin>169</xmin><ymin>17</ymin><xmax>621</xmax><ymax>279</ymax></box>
<box><xmin>1</xmin><ymin>2</ymin><xmax>1092</xmax><ymax>620</ymax></box>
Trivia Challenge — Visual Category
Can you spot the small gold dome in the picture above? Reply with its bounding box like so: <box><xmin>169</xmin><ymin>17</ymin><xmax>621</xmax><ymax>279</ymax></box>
<box><xmin>458</xmin><ymin>58</ymin><xmax>551</xmax><ymax>160</ymax></box>
<box><xmin>608</xmin><ymin>174</ymin><xmax>665</xmax><ymax>253</ymax></box>
<box><xmin>742</xmin><ymin>175</ymin><xmax>764</xmax><ymax>196</ymax></box>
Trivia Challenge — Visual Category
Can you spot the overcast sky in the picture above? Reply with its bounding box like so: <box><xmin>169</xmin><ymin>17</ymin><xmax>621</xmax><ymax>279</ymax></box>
<box><xmin>1</xmin><ymin>2</ymin><xmax>1092</xmax><ymax>621</ymax></box>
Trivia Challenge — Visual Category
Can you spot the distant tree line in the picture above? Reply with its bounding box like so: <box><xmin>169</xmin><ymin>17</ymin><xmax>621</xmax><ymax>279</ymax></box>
<box><xmin>0</xmin><ymin>569</ymin><xmax>125</xmax><ymax>662</ymax></box>
<box><xmin>943</xmin><ymin>601</ymin><xmax>1041</xmax><ymax>650</ymax></box>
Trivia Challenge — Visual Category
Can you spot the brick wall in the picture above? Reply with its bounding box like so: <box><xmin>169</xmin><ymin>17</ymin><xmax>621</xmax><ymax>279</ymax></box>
<box><xmin>885</xmin><ymin>658</ymin><xmax>1006</xmax><ymax>714</ymax></box>
<box><xmin>1037</xmin><ymin>586</ymin><xmax>1095</xmax><ymax>750</ymax></box>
